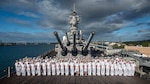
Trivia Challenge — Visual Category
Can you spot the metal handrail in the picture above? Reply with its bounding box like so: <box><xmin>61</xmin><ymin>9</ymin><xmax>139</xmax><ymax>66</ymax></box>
<box><xmin>0</xmin><ymin>66</ymin><xmax>15</xmax><ymax>79</ymax></box>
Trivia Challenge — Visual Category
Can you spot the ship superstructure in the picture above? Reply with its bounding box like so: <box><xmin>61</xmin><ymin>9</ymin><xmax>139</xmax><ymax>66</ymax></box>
<box><xmin>54</xmin><ymin>4</ymin><xmax>96</xmax><ymax>57</ymax></box>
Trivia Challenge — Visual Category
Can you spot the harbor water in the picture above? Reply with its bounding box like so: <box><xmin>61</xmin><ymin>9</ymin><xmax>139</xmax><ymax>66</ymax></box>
<box><xmin>0</xmin><ymin>44</ymin><xmax>55</xmax><ymax>78</ymax></box>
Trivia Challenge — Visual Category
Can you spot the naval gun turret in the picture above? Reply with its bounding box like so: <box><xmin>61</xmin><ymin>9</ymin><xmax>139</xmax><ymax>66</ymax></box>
<box><xmin>54</xmin><ymin>32</ymin><xmax>68</xmax><ymax>56</ymax></box>
<box><xmin>82</xmin><ymin>32</ymin><xmax>95</xmax><ymax>56</ymax></box>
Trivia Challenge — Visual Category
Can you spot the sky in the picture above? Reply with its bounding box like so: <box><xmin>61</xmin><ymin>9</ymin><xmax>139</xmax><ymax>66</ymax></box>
<box><xmin>0</xmin><ymin>0</ymin><xmax>150</xmax><ymax>42</ymax></box>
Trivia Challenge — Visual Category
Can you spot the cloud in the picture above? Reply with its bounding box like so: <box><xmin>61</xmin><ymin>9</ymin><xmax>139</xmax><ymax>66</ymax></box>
<box><xmin>6</xmin><ymin>18</ymin><xmax>32</xmax><ymax>27</ymax></box>
<box><xmin>17</xmin><ymin>11</ymin><xmax>39</xmax><ymax>18</ymax></box>
<box><xmin>138</xmin><ymin>28</ymin><xmax>150</xmax><ymax>33</ymax></box>
<box><xmin>0</xmin><ymin>0</ymin><xmax>150</xmax><ymax>42</ymax></box>
<box><xmin>133</xmin><ymin>32</ymin><xmax>150</xmax><ymax>41</ymax></box>
<box><xmin>83</xmin><ymin>20</ymin><xmax>124</xmax><ymax>35</ymax></box>
<box><xmin>0</xmin><ymin>0</ymin><xmax>38</xmax><ymax>11</ymax></box>
<box><xmin>36</xmin><ymin>0</ymin><xmax>70</xmax><ymax>30</ymax></box>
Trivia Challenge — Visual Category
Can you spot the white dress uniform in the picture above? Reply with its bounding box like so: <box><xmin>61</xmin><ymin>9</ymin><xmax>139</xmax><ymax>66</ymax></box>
<box><xmin>64</xmin><ymin>62</ymin><xmax>69</xmax><ymax>76</ymax></box>
<box><xmin>92</xmin><ymin>61</ymin><xmax>96</xmax><ymax>76</ymax></box>
<box><xmin>101</xmin><ymin>61</ymin><xmax>105</xmax><ymax>76</ymax></box>
<box><xmin>20</xmin><ymin>62</ymin><xmax>26</xmax><ymax>76</ymax></box>
<box><xmin>83</xmin><ymin>62</ymin><xmax>87</xmax><ymax>76</ymax></box>
<box><xmin>87</xmin><ymin>61</ymin><xmax>92</xmax><ymax>76</ymax></box>
<box><xmin>118</xmin><ymin>63</ymin><xmax>122</xmax><ymax>76</ymax></box>
<box><xmin>105</xmin><ymin>62</ymin><xmax>110</xmax><ymax>76</ymax></box>
<box><xmin>131</xmin><ymin>62</ymin><xmax>136</xmax><ymax>76</ymax></box>
<box><xmin>96</xmin><ymin>61</ymin><xmax>100</xmax><ymax>76</ymax></box>
<box><xmin>51</xmin><ymin>62</ymin><xmax>56</xmax><ymax>75</ymax></box>
<box><xmin>114</xmin><ymin>62</ymin><xmax>118</xmax><ymax>76</ymax></box>
<box><xmin>69</xmin><ymin>62</ymin><xmax>74</xmax><ymax>76</ymax></box>
<box><xmin>56</xmin><ymin>62</ymin><xmax>60</xmax><ymax>75</ymax></box>
<box><xmin>26</xmin><ymin>62</ymin><xmax>31</xmax><ymax>76</ymax></box>
<box><xmin>60</xmin><ymin>62</ymin><xmax>64</xmax><ymax>75</ymax></box>
<box><xmin>31</xmin><ymin>63</ymin><xmax>35</xmax><ymax>76</ymax></box>
<box><xmin>75</xmin><ymin>63</ymin><xmax>79</xmax><ymax>73</ymax></box>
<box><xmin>36</xmin><ymin>62</ymin><xmax>41</xmax><ymax>76</ymax></box>
<box><xmin>127</xmin><ymin>62</ymin><xmax>131</xmax><ymax>76</ymax></box>
<box><xmin>15</xmin><ymin>62</ymin><xmax>21</xmax><ymax>76</ymax></box>
<box><xmin>42</xmin><ymin>62</ymin><xmax>46</xmax><ymax>76</ymax></box>
<box><xmin>122</xmin><ymin>63</ymin><xmax>127</xmax><ymax>76</ymax></box>
<box><xmin>110</xmin><ymin>62</ymin><xmax>114</xmax><ymax>76</ymax></box>
<box><xmin>80</xmin><ymin>62</ymin><xmax>84</xmax><ymax>76</ymax></box>
<box><xmin>47</xmin><ymin>61</ymin><xmax>51</xmax><ymax>76</ymax></box>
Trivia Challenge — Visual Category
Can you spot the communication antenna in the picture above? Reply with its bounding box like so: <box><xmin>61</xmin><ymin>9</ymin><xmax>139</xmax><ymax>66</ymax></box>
<box><xmin>73</xmin><ymin>3</ymin><xmax>76</xmax><ymax>12</ymax></box>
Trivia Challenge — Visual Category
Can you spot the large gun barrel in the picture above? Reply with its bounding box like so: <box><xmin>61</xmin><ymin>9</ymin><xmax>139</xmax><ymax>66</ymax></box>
<box><xmin>54</xmin><ymin>32</ymin><xmax>67</xmax><ymax>56</ymax></box>
<box><xmin>71</xmin><ymin>32</ymin><xmax>78</xmax><ymax>56</ymax></box>
<box><xmin>66</xmin><ymin>32</ymin><xmax>70</xmax><ymax>46</ymax></box>
<box><xmin>79</xmin><ymin>30</ymin><xmax>83</xmax><ymax>43</ymax></box>
<box><xmin>82</xmin><ymin>32</ymin><xmax>95</xmax><ymax>56</ymax></box>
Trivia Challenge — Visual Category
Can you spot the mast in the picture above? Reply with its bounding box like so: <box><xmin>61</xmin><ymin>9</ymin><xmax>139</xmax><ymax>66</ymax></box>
<box><xmin>73</xmin><ymin>3</ymin><xmax>76</xmax><ymax>12</ymax></box>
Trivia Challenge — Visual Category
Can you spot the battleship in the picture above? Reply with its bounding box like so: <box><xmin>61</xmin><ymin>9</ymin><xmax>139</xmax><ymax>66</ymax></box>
<box><xmin>0</xmin><ymin>4</ymin><xmax>150</xmax><ymax>84</ymax></box>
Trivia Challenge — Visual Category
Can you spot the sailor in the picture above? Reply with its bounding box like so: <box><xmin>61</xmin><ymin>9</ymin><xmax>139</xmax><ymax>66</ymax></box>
<box><xmin>60</xmin><ymin>60</ymin><xmax>64</xmax><ymax>75</ymax></box>
<box><xmin>47</xmin><ymin>60</ymin><xmax>51</xmax><ymax>76</ymax></box>
<box><xmin>36</xmin><ymin>61</ymin><xmax>41</xmax><ymax>76</ymax></box>
<box><xmin>20</xmin><ymin>62</ymin><xmax>26</xmax><ymax>76</ymax></box>
<box><xmin>31</xmin><ymin>61</ymin><xmax>35</xmax><ymax>76</ymax></box>
<box><xmin>18</xmin><ymin>60</ymin><xmax>22</xmax><ymax>76</ymax></box>
<box><xmin>15</xmin><ymin>60</ymin><xmax>21</xmax><ymax>76</ymax></box>
<box><xmin>24</xmin><ymin>60</ymin><xmax>30</xmax><ymax>76</ymax></box>
<box><xmin>96</xmin><ymin>60</ymin><xmax>100</xmax><ymax>76</ymax></box>
<box><xmin>44</xmin><ymin>57</ymin><xmax>49</xmax><ymax>62</ymax></box>
<box><xmin>42</xmin><ymin>61</ymin><xmax>46</xmax><ymax>76</ymax></box>
<box><xmin>118</xmin><ymin>61</ymin><xmax>122</xmax><ymax>76</ymax></box>
<box><xmin>79</xmin><ymin>61</ymin><xmax>84</xmax><ymax>76</ymax></box>
<box><xmin>101</xmin><ymin>59</ymin><xmax>105</xmax><ymax>76</ymax></box>
<box><xmin>75</xmin><ymin>61</ymin><xmax>79</xmax><ymax>76</ymax></box>
<box><xmin>56</xmin><ymin>61</ymin><xmax>60</xmax><ymax>75</ymax></box>
<box><xmin>83</xmin><ymin>61</ymin><xmax>88</xmax><ymax>76</ymax></box>
<box><xmin>110</xmin><ymin>61</ymin><xmax>114</xmax><ymax>76</ymax></box>
<box><xmin>122</xmin><ymin>61</ymin><xmax>127</xmax><ymax>76</ymax></box>
<box><xmin>114</xmin><ymin>61</ymin><xmax>118</xmax><ymax>76</ymax></box>
<box><xmin>92</xmin><ymin>60</ymin><xmax>96</xmax><ymax>76</ymax></box>
<box><xmin>105</xmin><ymin>60</ymin><xmax>110</xmax><ymax>76</ymax></box>
<box><xmin>87</xmin><ymin>60</ymin><xmax>92</xmax><ymax>76</ymax></box>
<box><xmin>131</xmin><ymin>61</ymin><xmax>136</xmax><ymax>76</ymax></box>
<box><xmin>51</xmin><ymin>61</ymin><xmax>56</xmax><ymax>75</ymax></box>
<box><xmin>126</xmin><ymin>61</ymin><xmax>131</xmax><ymax>76</ymax></box>
<box><xmin>69</xmin><ymin>61</ymin><xmax>75</xmax><ymax>76</ymax></box>
<box><xmin>64</xmin><ymin>61</ymin><xmax>69</xmax><ymax>76</ymax></box>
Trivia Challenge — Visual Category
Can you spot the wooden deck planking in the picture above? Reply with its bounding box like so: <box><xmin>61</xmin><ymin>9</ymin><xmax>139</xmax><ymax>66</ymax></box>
<box><xmin>0</xmin><ymin>75</ymin><xmax>149</xmax><ymax>84</ymax></box>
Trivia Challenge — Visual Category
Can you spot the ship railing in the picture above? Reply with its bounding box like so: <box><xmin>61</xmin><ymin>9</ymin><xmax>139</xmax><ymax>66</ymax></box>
<box><xmin>0</xmin><ymin>66</ymin><xmax>15</xmax><ymax>79</ymax></box>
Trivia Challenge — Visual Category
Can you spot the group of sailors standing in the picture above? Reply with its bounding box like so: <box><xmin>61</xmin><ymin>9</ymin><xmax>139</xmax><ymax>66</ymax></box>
<box><xmin>15</xmin><ymin>56</ymin><xmax>136</xmax><ymax>76</ymax></box>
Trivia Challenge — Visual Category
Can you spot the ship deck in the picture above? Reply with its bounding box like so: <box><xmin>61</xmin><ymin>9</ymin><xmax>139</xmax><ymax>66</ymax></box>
<box><xmin>0</xmin><ymin>74</ymin><xmax>149</xmax><ymax>84</ymax></box>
